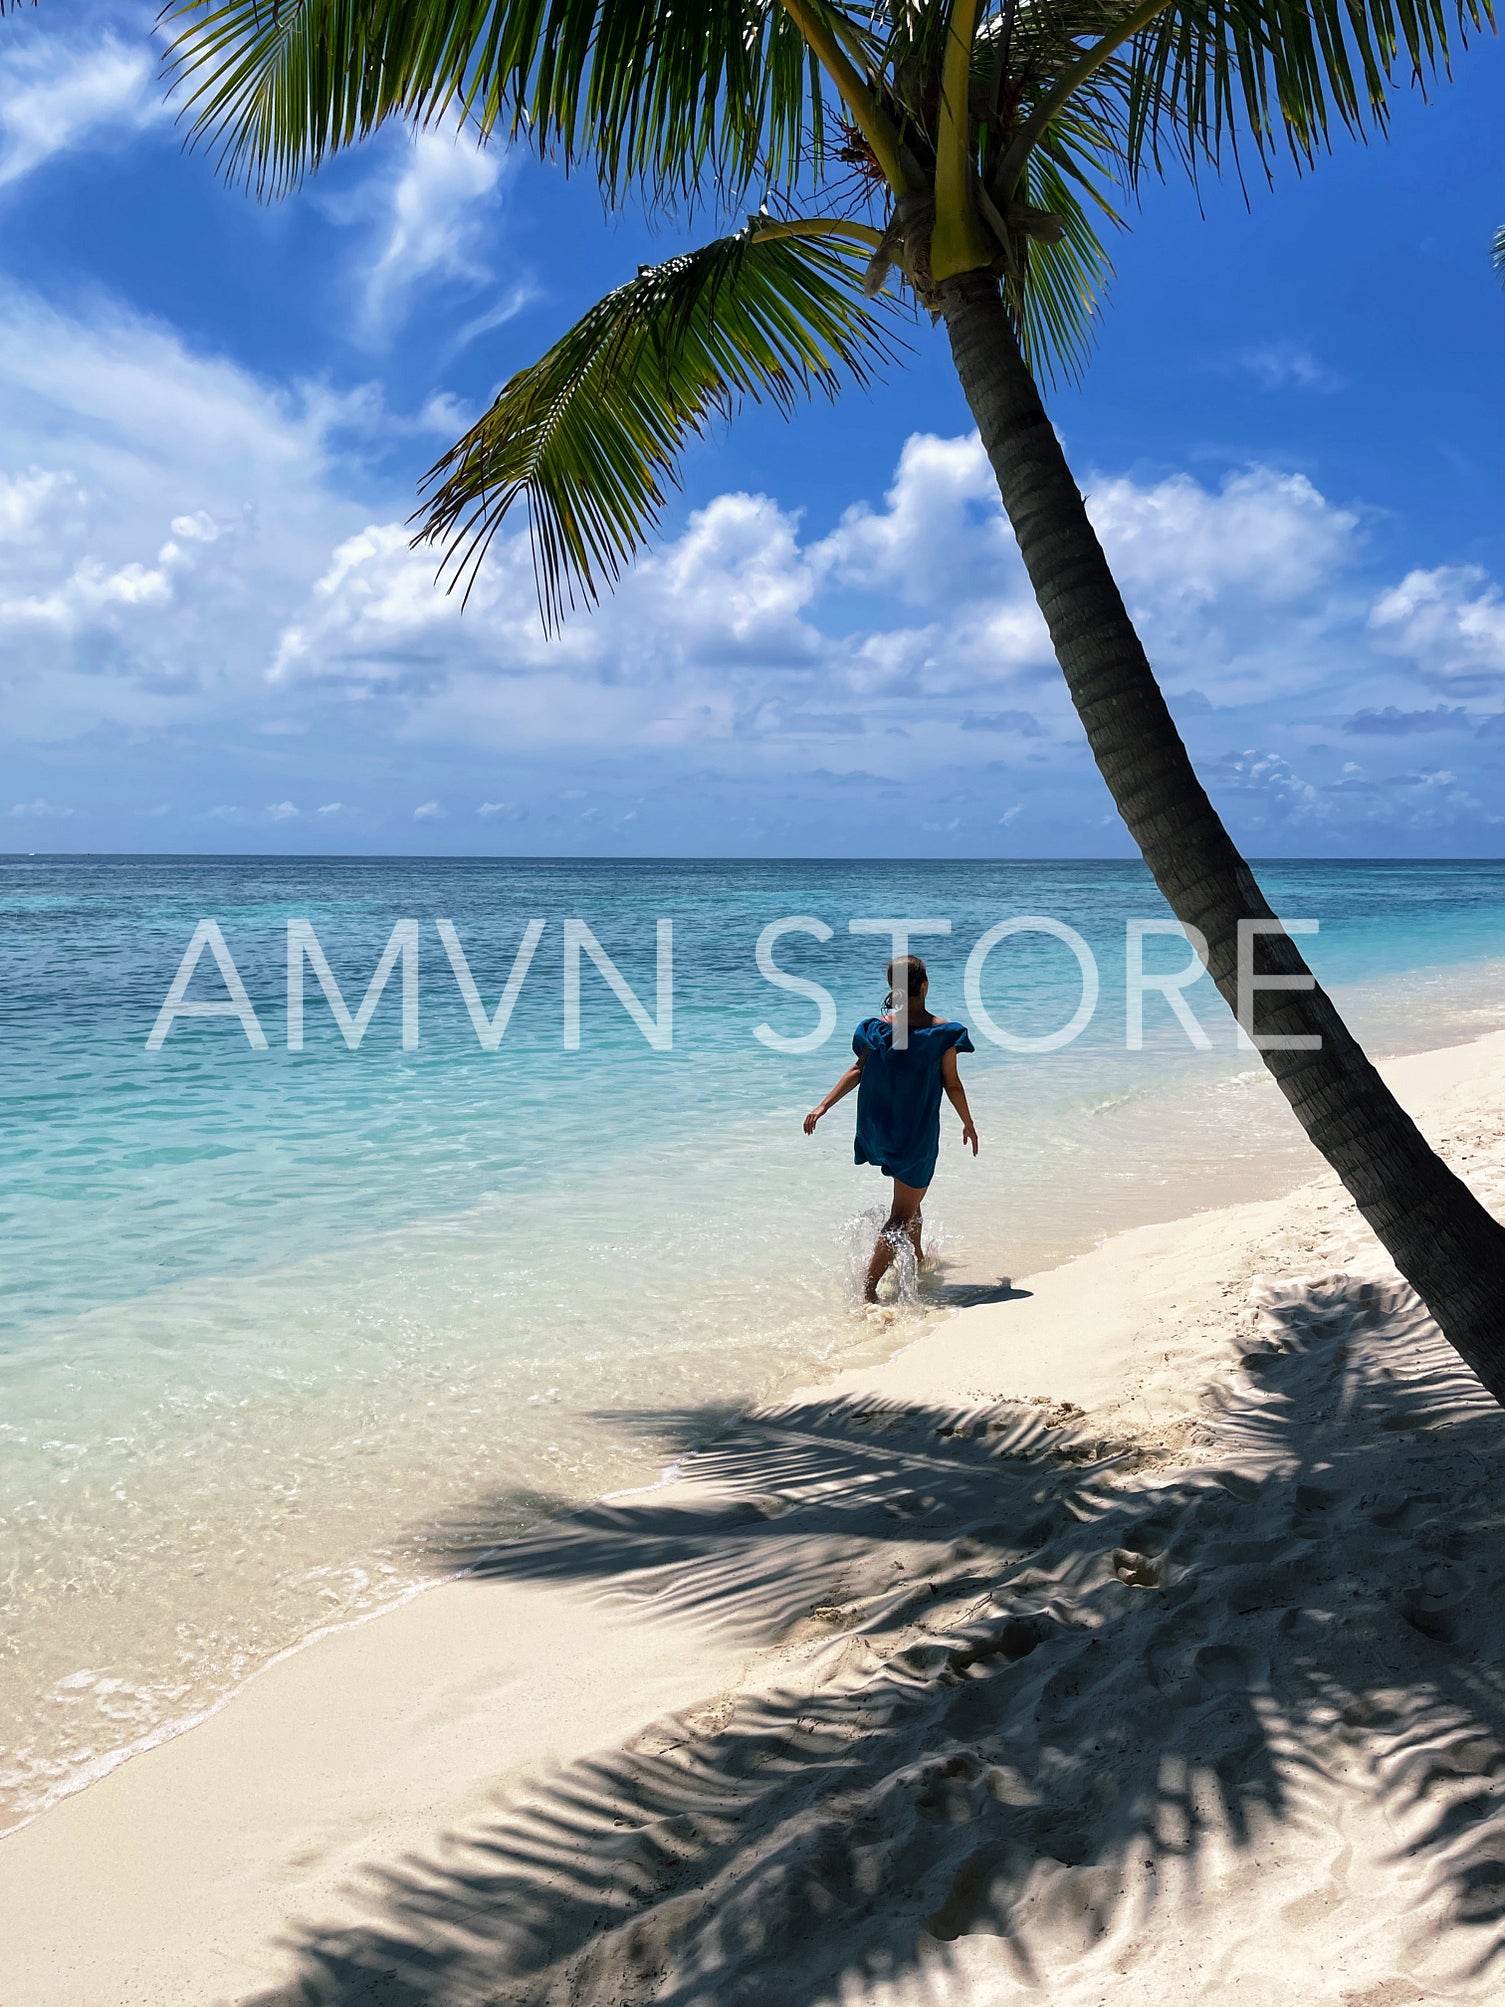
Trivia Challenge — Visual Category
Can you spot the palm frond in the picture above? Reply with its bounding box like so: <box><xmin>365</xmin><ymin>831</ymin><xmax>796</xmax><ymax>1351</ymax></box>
<box><xmin>1013</xmin><ymin>120</ymin><xmax>1121</xmax><ymax>383</ymax></box>
<box><xmin>162</xmin><ymin>0</ymin><xmax>819</xmax><ymax>204</ymax></box>
<box><xmin>969</xmin><ymin>4</ymin><xmax>1128</xmax><ymax>383</ymax></box>
<box><xmin>1493</xmin><ymin>223</ymin><xmax>1505</xmax><ymax>285</ymax></box>
<box><xmin>416</xmin><ymin>224</ymin><xmax>900</xmax><ymax>627</ymax></box>
<box><xmin>1122</xmin><ymin>0</ymin><xmax>1493</xmax><ymax>186</ymax></box>
<box><xmin>165</xmin><ymin>0</ymin><xmax>1499</xmax><ymax>618</ymax></box>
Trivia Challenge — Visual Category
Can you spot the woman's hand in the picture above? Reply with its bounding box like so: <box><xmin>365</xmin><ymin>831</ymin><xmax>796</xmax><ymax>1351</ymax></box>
<box><xmin>961</xmin><ymin>1119</ymin><xmax>979</xmax><ymax>1156</ymax></box>
<box><xmin>805</xmin><ymin>1063</ymin><xmax>860</xmax><ymax>1135</ymax></box>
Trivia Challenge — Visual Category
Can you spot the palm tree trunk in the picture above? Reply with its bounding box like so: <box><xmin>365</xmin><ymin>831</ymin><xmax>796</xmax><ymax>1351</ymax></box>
<box><xmin>936</xmin><ymin>268</ymin><xmax>1505</xmax><ymax>1402</ymax></box>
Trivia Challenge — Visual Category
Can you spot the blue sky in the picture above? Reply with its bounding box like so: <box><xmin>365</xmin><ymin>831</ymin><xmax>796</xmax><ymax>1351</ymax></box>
<box><xmin>1</xmin><ymin>0</ymin><xmax>1503</xmax><ymax>857</ymax></box>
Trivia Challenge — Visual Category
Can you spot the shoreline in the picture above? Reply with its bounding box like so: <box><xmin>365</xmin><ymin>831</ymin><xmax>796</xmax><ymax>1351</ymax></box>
<box><xmin>5</xmin><ymin>947</ymin><xmax>1503</xmax><ymax>1851</ymax></box>
<box><xmin>2</xmin><ymin>1026</ymin><xmax>1504</xmax><ymax>2003</ymax></box>
<box><xmin>0</xmin><ymin>1027</ymin><xmax>1361</xmax><ymax>1849</ymax></box>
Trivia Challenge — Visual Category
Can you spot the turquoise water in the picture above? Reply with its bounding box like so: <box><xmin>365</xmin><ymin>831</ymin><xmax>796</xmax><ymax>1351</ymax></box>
<box><xmin>3</xmin><ymin>855</ymin><xmax>1504</xmax><ymax>1828</ymax></box>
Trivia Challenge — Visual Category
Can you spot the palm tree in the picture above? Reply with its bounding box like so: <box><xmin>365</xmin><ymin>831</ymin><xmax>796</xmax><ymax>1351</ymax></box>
<box><xmin>166</xmin><ymin>0</ymin><xmax>1505</xmax><ymax>1398</ymax></box>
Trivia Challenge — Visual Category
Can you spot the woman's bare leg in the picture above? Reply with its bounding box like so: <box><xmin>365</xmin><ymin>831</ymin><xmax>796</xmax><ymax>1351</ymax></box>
<box><xmin>865</xmin><ymin>1180</ymin><xmax>928</xmax><ymax>1302</ymax></box>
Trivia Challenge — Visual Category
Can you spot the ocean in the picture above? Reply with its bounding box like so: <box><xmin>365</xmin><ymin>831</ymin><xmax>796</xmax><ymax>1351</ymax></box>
<box><xmin>3</xmin><ymin>854</ymin><xmax>1503</xmax><ymax>1831</ymax></box>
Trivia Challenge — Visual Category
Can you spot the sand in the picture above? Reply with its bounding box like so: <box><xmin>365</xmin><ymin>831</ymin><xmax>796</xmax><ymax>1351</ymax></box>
<box><xmin>3</xmin><ymin>1030</ymin><xmax>1505</xmax><ymax>2006</ymax></box>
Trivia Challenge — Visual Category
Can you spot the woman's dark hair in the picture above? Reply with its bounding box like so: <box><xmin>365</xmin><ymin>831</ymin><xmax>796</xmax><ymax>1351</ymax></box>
<box><xmin>884</xmin><ymin>955</ymin><xmax>927</xmax><ymax>1010</ymax></box>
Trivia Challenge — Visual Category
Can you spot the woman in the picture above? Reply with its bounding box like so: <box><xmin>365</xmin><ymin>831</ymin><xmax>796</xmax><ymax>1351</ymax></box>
<box><xmin>804</xmin><ymin>954</ymin><xmax>979</xmax><ymax>1302</ymax></box>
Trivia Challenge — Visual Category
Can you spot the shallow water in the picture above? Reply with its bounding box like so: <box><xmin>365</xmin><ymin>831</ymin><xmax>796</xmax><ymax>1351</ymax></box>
<box><xmin>2</xmin><ymin>856</ymin><xmax>1503</xmax><ymax>1829</ymax></box>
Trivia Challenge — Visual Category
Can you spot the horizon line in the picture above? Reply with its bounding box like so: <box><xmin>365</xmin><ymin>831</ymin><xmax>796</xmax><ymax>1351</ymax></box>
<box><xmin>5</xmin><ymin>852</ymin><xmax>1505</xmax><ymax>867</ymax></box>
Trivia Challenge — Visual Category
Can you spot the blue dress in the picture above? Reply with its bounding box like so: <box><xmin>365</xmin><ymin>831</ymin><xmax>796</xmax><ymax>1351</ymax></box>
<box><xmin>852</xmin><ymin>1016</ymin><xmax>975</xmax><ymax>1191</ymax></box>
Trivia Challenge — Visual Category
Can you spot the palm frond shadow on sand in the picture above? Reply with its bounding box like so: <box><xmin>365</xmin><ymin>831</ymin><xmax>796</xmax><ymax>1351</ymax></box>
<box><xmin>252</xmin><ymin>1278</ymin><xmax>1505</xmax><ymax>2006</ymax></box>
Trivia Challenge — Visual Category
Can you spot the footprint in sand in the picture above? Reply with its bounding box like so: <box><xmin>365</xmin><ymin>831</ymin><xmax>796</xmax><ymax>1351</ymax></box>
<box><xmin>1368</xmin><ymin>1490</ymin><xmax>1446</xmax><ymax>1530</ymax></box>
<box><xmin>1239</xmin><ymin>1344</ymin><xmax>1289</xmax><ymax>1377</ymax></box>
<box><xmin>1145</xmin><ymin>1624</ymin><xmax>1199</xmax><ymax>1697</ymax></box>
<box><xmin>1280</xmin><ymin>1838</ymin><xmax>1353</xmax><ymax>1929</ymax></box>
<box><xmin>1399</xmin><ymin>1560</ymin><xmax>1470</xmax><ymax>1644</ymax></box>
<box><xmin>1112</xmin><ymin>1547</ymin><xmax>1163</xmax><ymax>1589</ymax></box>
<box><xmin>1454</xmin><ymin>1857</ymin><xmax>1505</xmax><ymax>1928</ymax></box>
<box><xmin>924</xmin><ymin>1847</ymin><xmax>1010</xmax><ymax>1940</ymax></box>
<box><xmin>1416</xmin><ymin>1734</ymin><xmax>1505</xmax><ymax>1785</ymax></box>
<box><xmin>1192</xmin><ymin>1643</ymin><xmax>1263</xmax><ymax>1694</ymax></box>
<box><xmin>1011</xmin><ymin>1859</ymin><xmax>1124</xmax><ymax>1959</ymax></box>
<box><xmin>913</xmin><ymin>1753</ymin><xmax>988</xmax><ymax>1825</ymax></box>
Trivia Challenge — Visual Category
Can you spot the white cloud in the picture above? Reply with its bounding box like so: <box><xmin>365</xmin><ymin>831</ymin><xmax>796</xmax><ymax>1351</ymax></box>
<box><xmin>2</xmin><ymin>555</ymin><xmax>173</xmax><ymax>627</ymax></box>
<box><xmin>254</xmin><ymin>434</ymin><xmax>1386</xmax><ymax>759</ymax></box>
<box><xmin>353</xmin><ymin>130</ymin><xmax>509</xmax><ymax>339</ymax></box>
<box><xmin>811</xmin><ymin>444</ymin><xmax>1360</xmax><ymax>648</ymax></box>
<box><xmin>638</xmin><ymin>492</ymin><xmax>821</xmax><ymax>665</ymax></box>
<box><xmin>0</xmin><ymin>31</ymin><xmax>162</xmax><ymax>189</ymax></box>
<box><xmin>1231</xmin><ymin>342</ymin><xmax>1343</xmax><ymax>394</ymax></box>
<box><xmin>0</xmin><ymin>300</ymin><xmax>1494</xmax><ymax>847</ymax></box>
<box><xmin>1206</xmin><ymin>746</ymin><xmax>1326</xmax><ymax>818</ymax></box>
<box><xmin>265</xmin><ymin>489</ymin><xmax>826</xmax><ymax>747</ymax></box>
<box><xmin>1087</xmin><ymin>467</ymin><xmax>1358</xmax><ymax>605</ymax></box>
<box><xmin>1369</xmin><ymin>566</ymin><xmax>1505</xmax><ymax>697</ymax></box>
<box><xmin>9</xmin><ymin>796</ymin><xmax>71</xmax><ymax>817</ymax></box>
<box><xmin>0</xmin><ymin>468</ymin><xmax>84</xmax><ymax>540</ymax></box>
<box><xmin>271</xmin><ymin>525</ymin><xmax>457</xmax><ymax>687</ymax></box>
<box><xmin>415</xmin><ymin>391</ymin><xmax>473</xmax><ymax>435</ymax></box>
<box><xmin>805</xmin><ymin>442</ymin><xmax>1370</xmax><ymax>715</ymax></box>
<box><xmin>442</xmin><ymin>285</ymin><xmax>539</xmax><ymax>363</ymax></box>
<box><xmin>815</xmin><ymin>431</ymin><xmax>1011</xmax><ymax>604</ymax></box>
<box><xmin>0</xmin><ymin>282</ymin><xmax>371</xmax><ymax>739</ymax></box>
<box><xmin>0</xmin><ymin>322</ymin><xmax>1378</xmax><ymax>769</ymax></box>
<box><xmin>170</xmin><ymin>511</ymin><xmax>221</xmax><ymax>543</ymax></box>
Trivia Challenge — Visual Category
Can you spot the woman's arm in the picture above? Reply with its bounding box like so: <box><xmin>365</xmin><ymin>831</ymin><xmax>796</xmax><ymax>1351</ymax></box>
<box><xmin>940</xmin><ymin>1047</ymin><xmax>979</xmax><ymax>1155</ymax></box>
<box><xmin>804</xmin><ymin>1058</ymin><xmax>863</xmax><ymax>1135</ymax></box>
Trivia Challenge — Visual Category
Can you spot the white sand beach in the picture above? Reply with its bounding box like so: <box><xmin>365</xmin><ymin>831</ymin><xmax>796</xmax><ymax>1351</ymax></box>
<box><xmin>3</xmin><ymin>1029</ymin><xmax>1504</xmax><ymax>2006</ymax></box>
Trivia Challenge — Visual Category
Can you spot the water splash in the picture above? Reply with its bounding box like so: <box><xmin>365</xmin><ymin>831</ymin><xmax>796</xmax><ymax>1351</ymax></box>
<box><xmin>834</xmin><ymin>1204</ymin><xmax>955</xmax><ymax>1309</ymax></box>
